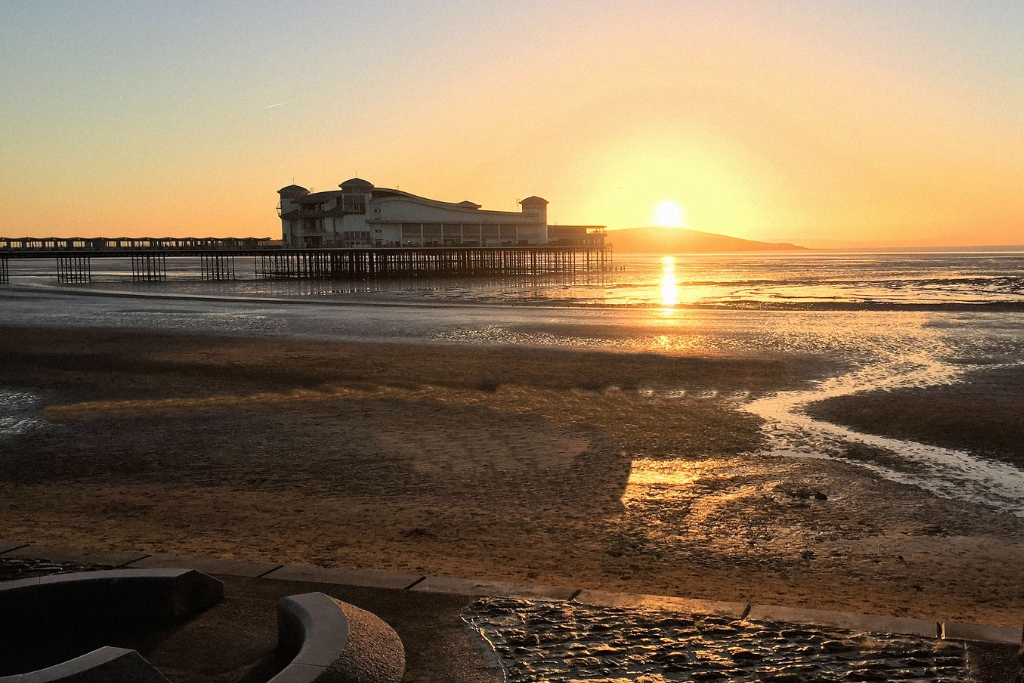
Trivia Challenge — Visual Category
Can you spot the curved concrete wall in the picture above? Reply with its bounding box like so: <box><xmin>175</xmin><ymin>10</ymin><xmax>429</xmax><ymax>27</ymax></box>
<box><xmin>0</xmin><ymin>647</ymin><xmax>169</xmax><ymax>683</ymax></box>
<box><xmin>271</xmin><ymin>592</ymin><xmax>404</xmax><ymax>683</ymax></box>
<box><xmin>0</xmin><ymin>569</ymin><xmax>222</xmax><ymax>679</ymax></box>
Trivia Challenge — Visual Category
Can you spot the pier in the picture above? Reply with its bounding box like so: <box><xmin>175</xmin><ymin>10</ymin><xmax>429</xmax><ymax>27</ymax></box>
<box><xmin>0</xmin><ymin>237</ymin><xmax>611</xmax><ymax>284</ymax></box>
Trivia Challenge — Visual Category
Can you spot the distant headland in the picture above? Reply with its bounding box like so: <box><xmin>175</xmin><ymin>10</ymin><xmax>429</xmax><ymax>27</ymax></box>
<box><xmin>607</xmin><ymin>226</ymin><xmax>808</xmax><ymax>253</ymax></box>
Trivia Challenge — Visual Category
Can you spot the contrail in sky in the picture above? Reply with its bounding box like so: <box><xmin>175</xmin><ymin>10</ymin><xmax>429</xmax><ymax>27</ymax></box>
<box><xmin>265</xmin><ymin>102</ymin><xmax>288</xmax><ymax>109</ymax></box>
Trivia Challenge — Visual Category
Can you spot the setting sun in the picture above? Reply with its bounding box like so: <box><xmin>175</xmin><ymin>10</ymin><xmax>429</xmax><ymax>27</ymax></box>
<box><xmin>654</xmin><ymin>200</ymin><xmax>686</xmax><ymax>228</ymax></box>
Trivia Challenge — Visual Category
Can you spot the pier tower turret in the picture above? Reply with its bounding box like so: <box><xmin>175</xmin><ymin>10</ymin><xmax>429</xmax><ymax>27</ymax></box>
<box><xmin>278</xmin><ymin>184</ymin><xmax>309</xmax><ymax>246</ymax></box>
<box><xmin>520</xmin><ymin>196</ymin><xmax>549</xmax><ymax>244</ymax></box>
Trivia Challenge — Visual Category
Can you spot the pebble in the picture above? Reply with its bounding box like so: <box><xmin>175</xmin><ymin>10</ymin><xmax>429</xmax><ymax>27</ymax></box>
<box><xmin>464</xmin><ymin>598</ymin><xmax>969</xmax><ymax>683</ymax></box>
<box><xmin>0</xmin><ymin>557</ymin><xmax>113</xmax><ymax>582</ymax></box>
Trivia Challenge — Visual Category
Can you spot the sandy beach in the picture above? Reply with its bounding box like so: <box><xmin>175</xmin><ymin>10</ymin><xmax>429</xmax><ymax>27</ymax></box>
<box><xmin>2</xmin><ymin>325</ymin><xmax>1023</xmax><ymax>628</ymax></box>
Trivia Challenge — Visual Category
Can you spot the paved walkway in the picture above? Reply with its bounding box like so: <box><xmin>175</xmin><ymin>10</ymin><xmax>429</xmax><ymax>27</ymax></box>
<box><xmin>0</xmin><ymin>558</ymin><xmax>501</xmax><ymax>683</ymax></box>
<box><xmin>1</xmin><ymin>552</ymin><xmax>1020</xmax><ymax>683</ymax></box>
<box><xmin>466</xmin><ymin>597</ymin><xmax>966</xmax><ymax>682</ymax></box>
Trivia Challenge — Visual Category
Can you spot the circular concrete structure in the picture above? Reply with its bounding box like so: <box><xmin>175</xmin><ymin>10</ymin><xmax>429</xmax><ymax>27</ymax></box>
<box><xmin>272</xmin><ymin>592</ymin><xmax>405</xmax><ymax>683</ymax></box>
<box><xmin>0</xmin><ymin>570</ymin><xmax>403</xmax><ymax>683</ymax></box>
<box><xmin>0</xmin><ymin>568</ymin><xmax>223</xmax><ymax>682</ymax></box>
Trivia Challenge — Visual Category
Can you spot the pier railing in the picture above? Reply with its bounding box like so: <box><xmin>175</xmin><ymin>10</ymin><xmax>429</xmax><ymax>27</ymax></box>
<box><xmin>0</xmin><ymin>237</ymin><xmax>272</xmax><ymax>252</ymax></box>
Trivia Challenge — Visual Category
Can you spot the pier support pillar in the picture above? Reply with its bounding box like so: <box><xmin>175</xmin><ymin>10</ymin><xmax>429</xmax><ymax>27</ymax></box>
<box><xmin>131</xmin><ymin>254</ymin><xmax>167</xmax><ymax>282</ymax></box>
<box><xmin>57</xmin><ymin>256</ymin><xmax>91</xmax><ymax>283</ymax></box>
<box><xmin>256</xmin><ymin>253</ymin><xmax>297</xmax><ymax>279</ymax></box>
<box><xmin>201</xmin><ymin>253</ymin><xmax>235</xmax><ymax>281</ymax></box>
<box><xmin>0</xmin><ymin>257</ymin><xmax>8</xmax><ymax>284</ymax></box>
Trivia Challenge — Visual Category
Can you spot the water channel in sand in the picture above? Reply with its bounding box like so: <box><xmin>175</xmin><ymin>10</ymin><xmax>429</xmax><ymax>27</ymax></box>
<box><xmin>746</xmin><ymin>360</ymin><xmax>1024</xmax><ymax>516</ymax></box>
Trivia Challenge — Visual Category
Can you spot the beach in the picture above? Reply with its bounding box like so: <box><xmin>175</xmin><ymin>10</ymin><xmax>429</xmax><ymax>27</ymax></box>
<box><xmin>807</xmin><ymin>365</ymin><xmax>1024</xmax><ymax>469</ymax></box>
<box><xmin>3</xmin><ymin>324</ymin><xmax>1023</xmax><ymax>628</ymax></box>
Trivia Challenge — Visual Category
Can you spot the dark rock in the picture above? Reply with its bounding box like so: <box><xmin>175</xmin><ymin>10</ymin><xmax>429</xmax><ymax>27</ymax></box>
<box><xmin>760</xmin><ymin>674</ymin><xmax>802</xmax><ymax>683</ymax></box>
<box><xmin>845</xmin><ymin>669</ymin><xmax>888</xmax><ymax>681</ymax></box>
<box><xmin>653</xmin><ymin>650</ymin><xmax>688</xmax><ymax>663</ymax></box>
<box><xmin>781</xmin><ymin>630</ymin><xmax>818</xmax><ymax>639</ymax></box>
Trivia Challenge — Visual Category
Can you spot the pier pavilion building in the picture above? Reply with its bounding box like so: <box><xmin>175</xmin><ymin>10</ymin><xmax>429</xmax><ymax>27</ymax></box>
<box><xmin>278</xmin><ymin>178</ymin><xmax>603</xmax><ymax>248</ymax></box>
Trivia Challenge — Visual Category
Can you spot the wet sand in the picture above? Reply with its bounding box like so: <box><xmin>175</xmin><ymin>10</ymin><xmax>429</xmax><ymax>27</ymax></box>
<box><xmin>806</xmin><ymin>365</ymin><xmax>1024</xmax><ymax>468</ymax></box>
<box><xmin>2</xmin><ymin>326</ymin><xmax>1023</xmax><ymax>628</ymax></box>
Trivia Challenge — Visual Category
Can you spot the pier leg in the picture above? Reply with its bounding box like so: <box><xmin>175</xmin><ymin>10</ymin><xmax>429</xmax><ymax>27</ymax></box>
<box><xmin>201</xmin><ymin>254</ymin><xmax>235</xmax><ymax>281</ymax></box>
<box><xmin>56</xmin><ymin>256</ymin><xmax>91</xmax><ymax>284</ymax></box>
<box><xmin>257</xmin><ymin>253</ymin><xmax>303</xmax><ymax>279</ymax></box>
<box><xmin>220</xmin><ymin>246</ymin><xmax>610</xmax><ymax>282</ymax></box>
<box><xmin>131</xmin><ymin>254</ymin><xmax>167</xmax><ymax>282</ymax></box>
<box><xmin>0</xmin><ymin>256</ymin><xmax>8</xmax><ymax>284</ymax></box>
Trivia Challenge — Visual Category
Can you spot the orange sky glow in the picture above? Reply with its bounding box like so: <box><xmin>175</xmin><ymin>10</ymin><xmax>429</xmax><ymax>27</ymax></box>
<box><xmin>1</xmin><ymin>2</ymin><xmax>1022</xmax><ymax>247</ymax></box>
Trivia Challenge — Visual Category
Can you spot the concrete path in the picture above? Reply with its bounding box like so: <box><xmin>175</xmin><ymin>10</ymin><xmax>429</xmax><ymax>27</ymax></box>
<box><xmin>1</xmin><ymin>543</ymin><xmax>1020</xmax><ymax>683</ymax></box>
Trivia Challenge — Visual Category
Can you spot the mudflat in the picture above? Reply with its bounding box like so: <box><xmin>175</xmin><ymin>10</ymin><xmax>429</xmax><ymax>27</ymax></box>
<box><xmin>1</xmin><ymin>326</ymin><xmax>1023</xmax><ymax>627</ymax></box>
<box><xmin>806</xmin><ymin>365</ymin><xmax>1024</xmax><ymax>468</ymax></box>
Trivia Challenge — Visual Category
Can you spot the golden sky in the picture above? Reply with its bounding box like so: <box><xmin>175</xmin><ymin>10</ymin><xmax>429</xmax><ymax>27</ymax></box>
<box><xmin>1</xmin><ymin>1</ymin><xmax>1022</xmax><ymax>246</ymax></box>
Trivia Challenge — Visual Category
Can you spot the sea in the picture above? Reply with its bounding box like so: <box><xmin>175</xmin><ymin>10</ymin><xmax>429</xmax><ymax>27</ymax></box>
<box><xmin>2</xmin><ymin>251</ymin><xmax>1024</xmax><ymax>514</ymax></box>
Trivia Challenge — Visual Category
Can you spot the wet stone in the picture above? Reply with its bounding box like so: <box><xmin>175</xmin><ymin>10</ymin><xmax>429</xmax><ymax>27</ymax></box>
<box><xmin>0</xmin><ymin>556</ymin><xmax>113</xmax><ymax>581</ymax></box>
<box><xmin>463</xmin><ymin>597</ymin><xmax>969</xmax><ymax>683</ymax></box>
<box><xmin>730</xmin><ymin>649</ymin><xmax>764</xmax><ymax>661</ymax></box>
<box><xmin>932</xmin><ymin>657</ymin><xmax>964</xmax><ymax>666</ymax></box>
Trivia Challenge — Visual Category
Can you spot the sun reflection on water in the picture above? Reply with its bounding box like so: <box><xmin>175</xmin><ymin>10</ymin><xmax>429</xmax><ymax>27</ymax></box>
<box><xmin>660</xmin><ymin>255</ymin><xmax>678</xmax><ymax>308</ymax></box>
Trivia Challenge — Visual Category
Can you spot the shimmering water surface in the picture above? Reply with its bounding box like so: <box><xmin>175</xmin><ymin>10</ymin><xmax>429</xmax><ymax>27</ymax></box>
<box><xmin>4</xmin><ymin>251</ymin><xmax>1024</xmax><ymax>307</ymax></box>
<box><xmin>2</xmin><ymin>252</ymin><xmax>1023</xmax><ymax>512</ymax></box>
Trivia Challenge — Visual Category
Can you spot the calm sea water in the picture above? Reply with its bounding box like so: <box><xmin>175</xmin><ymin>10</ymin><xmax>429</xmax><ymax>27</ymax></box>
<box><xmin>2</xmin><ymin>251</ymin><xmax>1024</xmax><ymax>513</ymax></box>
<box><xmin>4</xmin><ymin>251</ymin><xmax>1024</xmax><ymax>308</ymax></box>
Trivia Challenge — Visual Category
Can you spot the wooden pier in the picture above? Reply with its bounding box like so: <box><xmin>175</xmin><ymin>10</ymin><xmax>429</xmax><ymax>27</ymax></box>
<box><xmin>0</xmin><ymin>238</ymin><xmax>611</xmax><ymax>284</ymax></box>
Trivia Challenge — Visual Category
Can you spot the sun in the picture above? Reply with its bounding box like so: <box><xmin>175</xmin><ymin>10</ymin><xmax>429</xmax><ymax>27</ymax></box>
<box><xmin>653</xmin><ymin>200</ymin><xmax>685</xmax><ymax>228</ymax></box>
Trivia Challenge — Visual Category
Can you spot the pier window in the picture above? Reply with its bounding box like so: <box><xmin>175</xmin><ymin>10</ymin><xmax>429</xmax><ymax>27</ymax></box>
<box><xmin>339</xmin><ymin>194</ymin><xmax>366</xmax><ymax>214</ymax></box>
<box><xmin>481</xmin><ymin>224</ymin><xmax>499</xmax><ymax>245</ymax></box>
<box><xmin>401</xmin><ymin>223</ymin><xmax>423</xmax><ymax>246</ymax></box>
<box><xmin>422</xmin><ymin>223</ymin><xmax>442</xmax><ymax>246</ymax></box>
<box><xmin>518</xmin><ymin>226</ymin><xmax>540</xmax><ymax>244</ymax></box>
<box><xmin>463</xmin><ymin>224</ymin><xmax>482</xmax><ymax>247</ymax></box>
<box><xmin>442</xmin><ymin>224</ymin><xmax>465</xmax><ymax>246</ymax></box>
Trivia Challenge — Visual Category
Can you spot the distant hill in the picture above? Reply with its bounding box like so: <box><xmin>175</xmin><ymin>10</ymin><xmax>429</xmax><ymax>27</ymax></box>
<box><xmin>606</xmin><ymin>227</ymin><xmax>808</xmax><ymax>253</ymax></box>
